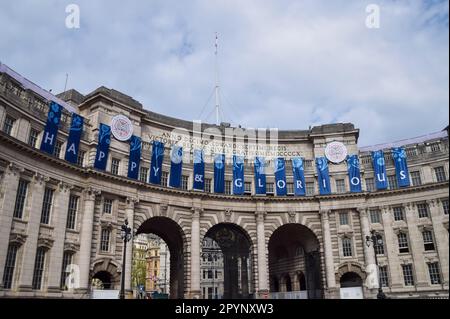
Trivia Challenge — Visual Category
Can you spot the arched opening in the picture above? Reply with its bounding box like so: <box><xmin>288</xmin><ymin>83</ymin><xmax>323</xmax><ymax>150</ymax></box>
<box><xmin>268</xmin><ymin>224</ymin><xmax>323</xmax><ymax>299</ymax></box>
<box><xmin>339</xmin><ymin>272</ymin><xmax>364</xmax><ymax>299</ymax></box>
<box><xmin>135</xmin><ymin>217</ymin><xmax>186</xmax><ymax>299</ymax></box>
<box><xmin>270</xmin><ymin>276</ymin><xmax>280</xmax><ymax>292</ymax></box>
<box><xmin>92</xmin><ymin>271</ymin><xmax>113</xmax><ymax>289</ymax></box>
<box><xmin>203</xmin><ymin>223</ymin><xmax>254</xmax><ymax>299</ymax></box>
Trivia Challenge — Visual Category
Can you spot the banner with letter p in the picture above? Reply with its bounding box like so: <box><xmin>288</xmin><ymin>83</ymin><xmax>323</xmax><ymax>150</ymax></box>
<box><xmin>94</xmin><ymin>124</ymin><xmax>111</xmax><ymax>170</ymax></box>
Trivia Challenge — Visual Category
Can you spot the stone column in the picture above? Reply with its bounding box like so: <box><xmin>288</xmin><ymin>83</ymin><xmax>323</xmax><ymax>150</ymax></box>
<box><xmin>124</xmin><ymin>197</ymin><xmax>137</xmax><ymax>294</ymax></box>
<box><xmin>190</xmin><ymin>207</ymin><xmax>202</xmax><ymax>298</ymax></box>
<box><xmin>0</xmin><ymin>163</ymin><xmax>23</xmax><ymax>286</ymax></box>
<box><xmin>17</xmin><ymin>173</ymin><xmax>48</xmax><ymax>292</ymax></box>
<box><xmin>381</xmin><ymin>206</ymin><xmax>403</xmax><ymax>289</ymax></box>
<box><xmin>319</xmin><ymin>209</ymin><xmax>336</xmax><ymax>290</ymax></box>
<box><xmin>256</xmin><ymin>210</ymin><xmax>269</xmax><ymax>296</ymax></box>
<box><xmin>77</xmin><ymin>187</ymin><xmax>100</xmax><ymax>293</ymax></box>
<box><xmin>404</xmin><ymin>203</ymin><xmax>428</xmax><ymax>288</ymax></box>
<box><xmin>46</xmin><ymin>182</ymin><xmax>73</xmax><ymax>292</ymax></box>
<box><xmin>241</xmin><ymin>256</ymin><xmax>249</xmax><ymax>297</ymax></box>
<box><xmin>358</xmin><ymin>208</ymin><xmax>377</xmax><ymax>289</ymax></box>
<box><xmin>428</xmin><ymin>199</ymin><xmax>449</xmax><ymax>286</ymax></box>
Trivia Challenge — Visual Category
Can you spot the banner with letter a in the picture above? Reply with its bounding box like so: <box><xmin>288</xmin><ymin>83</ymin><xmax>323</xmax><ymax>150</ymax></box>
<box><xmin>94</xmin><ymin>124</ymin><xmax>111</xmax><ymax>170</ymax></box>
<box><xmin>371</xmin><ymin>150</ymin><xmax>388</xmax><ymax>190</ymax></box>
<box><xmin>40</xmin><ymin>101</ymin><xmax>62</xmax><ymax>155</ymax></box>
<box><xmin>150</xmin><ymin>141</ymin><xmax>165</xmax><ymax>184</ymax></box>
<box><xmin>127</xmin><ymin>135</ymin><xmax>142</xmax><ymax>179</ymax></box>
<box><xmin>64</xmin><ymin>113</ymin><xmax>84</xmax><ymax>164</ymax></box>
<box><xmin>392</xmin><ymin>147</ymin><xmax>410</xmax><ymax>187</ymax></box>
<box><xmin>316</xmin><ymin>157</ymin><xmax>331</xmax><ymax>195</ymax></box>
<box><xmin>169</xmin><ymin>146</ymin><xmax>183</xmax><ymax>188</ymax></box>
<box><xmin>275</xmin><ymin>157</ymin><xmax>287</xmax><ymax>196</ymax></box>
<box><xmin>233</xmin><ymin>155</ymin><xmax>245</xmax><ymax>195</ymax></box>
<box><xmin>254</xmin><ymin>157</ymin><xmax>266</xmax><ymax>195</ymax></box>
<box><xmin>347</xmin><ymin>154</ymin><xmax>362</xmax><ymax>193</ymax></box>
<box><xmin>193</xmin><ymin>150</ymin><xmax>205</xmax><ymax>191</ymax></box>
<box><xmin>292</xmin><ymin>157</ymin><xmax>306</xmax><ymax>196</ymax></box>
<box><xmin>214</xmin><ymin>154</ymin><xmax>225</xmax><ymax>193</ymax></box>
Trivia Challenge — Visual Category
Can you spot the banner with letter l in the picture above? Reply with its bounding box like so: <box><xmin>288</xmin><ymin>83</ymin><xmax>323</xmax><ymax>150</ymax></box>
<box><xmin>254</xmin><ymin>156</ymin><xmax>266</xmax><ymax>195</ymax></box>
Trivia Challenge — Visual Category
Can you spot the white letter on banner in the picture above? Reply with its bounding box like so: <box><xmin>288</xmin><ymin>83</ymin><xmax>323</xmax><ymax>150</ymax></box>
<box><xmin>67</xmin><ymin>143</ymin><xmax>76</xmax><ymax>154</ymax></box>
<box><xmin>400</xmin><ymin>171</ymin><xmax>406</xmax><ymax>180</ymax></box>
<box><xmin>351</xmin><ymin>177</ymin><xmax>360</xmax><ymax>186</ymax></box>
<box><xmin>195</xmin><ymin>174</ymin><xmax>203</xmax><ymax>183</ymax></box>
<box><xmin>322</xmin><ymin>179</ymin><xmax>327</xmax><ymax>188</ymax></box>
<box><xmin>235</xmin><ymin>179</ymin><xmax>242</xmax><ymax>188</ymax></box>
<box><xmin>296</xmin><ymin>180</ymin><xmax>303</xmax><ymax>189</ymax></box>
<box><xmin>258</xmin><ymin>179</ymin><xmax>264</xmax><ymax>187</ymax></box>
<box><xmin>44</xmin><ymin>132</ymin><xmax>54</xmax><ymax>145</ymax></box>
<box><xmin>98</xmin><ymin>151</ymin><xmax>105</xmax><ymax>162</ymax></box>
<box><xmin>131</xmin><ymin>162</ymin><xmax>137</xmax><ymax>172</ymax></box>
<box><xmin>377</xmin><ymin>173</ymin><xmax>386</xmax><ymax>182</ymax></box>
<box><xmin>153</xmin><ymin>167</ymin><xmax>160</xmax><ymax>176</ymax></box>
<box><xmin>277</xmin><ymin>180</ymin><xmax>286</xmax><ymax>189</ymax></box>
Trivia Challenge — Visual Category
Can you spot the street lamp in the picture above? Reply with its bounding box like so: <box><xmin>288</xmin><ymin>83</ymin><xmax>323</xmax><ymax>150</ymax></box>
<box><xmin>120</xmin><ymin>219</ymin><xmax>132</xmax><ymax>299</ymax></box>
<box><xmin>365</xmin><ymin>230</ymin><xmax>387</xmax><ymax>299</ymax></box>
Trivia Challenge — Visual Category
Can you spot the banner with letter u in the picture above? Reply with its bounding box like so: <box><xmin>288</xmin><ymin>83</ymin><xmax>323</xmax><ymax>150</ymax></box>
<box><xmin>64</xmin><ymin>113</ymin><xmax>84</xmax><ymax>164</ymax></box>
<box><xmin>40</xmin><ymin>101</ymin><xmax>62</xmax><ymax>155</ymax></box>
<box><xmin>254</xmin><ymin>157</ymin><xmax>266</xmax><ymax>195</ymax></box>
<box><xmin>292</xmin><ymin>157</ymin><xmax>306</xmax><ymax>196</ymax></box>
<box><xmin>214</xmin><ymin>154</ymin><xmax>225</xmax><ymax>193</ymax></box>
<box><xmin>274</xmin><ymin>157</ymin><xmax>287</xmax><ymax>196</ymax></box>
<box><xmin>127</xmin><ymin>135</ymin><xmax>142</xmax><ymax>179</ymax></box>
<box><xmin>316</xmin><ymin>157</ymin><xmax>331</xmax><ymax>195</ymax></box>
<box><xmin>94</xmin><ymin>123</ymin><xmax>111</xmax><ymax>170</ymax></box>
<box><xmin>371</xmin><ymin>150</ymin><xmax>388</xmax><ymax>190</ymax></box>
<box><xmin>150</xmin><ymin>141</ymin><xmax>165</xmax><ymax>184</ymax></box>
<box><xmin>392</xmin><ymin>147</ymin><xmax>410</xmax><ymax>187</ymax></box>
<box><xmin>347</xmin><ymin>154</ymin><xmax>362</xmax><ymax>193</ymax></box>
<box><xmin>169</xmin><ymin>146</ymin><xmax>183</xmax><ymax>188</ymax></box>
<box><xmin>193</xmin><ymin>150</ymin><xmax>205</xmax><ymax>191</ymax></box>
<box><xmin>233</xmin><ymin>155</ymin><xmax>245</xmax><ymax>195</ymax></box>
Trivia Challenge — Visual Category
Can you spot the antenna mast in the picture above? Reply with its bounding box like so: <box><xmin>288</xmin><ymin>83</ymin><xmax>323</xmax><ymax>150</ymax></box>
<box><xmin>214</xmin><ymin>32</ymin><xmax>220</xmax><ymax>126</ymax></box>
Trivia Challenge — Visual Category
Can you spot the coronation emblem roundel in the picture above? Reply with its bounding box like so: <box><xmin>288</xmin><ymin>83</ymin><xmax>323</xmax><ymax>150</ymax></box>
<box><xmin>111</xmin><ymin>114</ymin><xmax>133</xmax><ymax>141</ymax></box>
<box><xmin>325</xmin><ymin>141</ymin><xmax>348</xmax><ymax>164</ymax></box>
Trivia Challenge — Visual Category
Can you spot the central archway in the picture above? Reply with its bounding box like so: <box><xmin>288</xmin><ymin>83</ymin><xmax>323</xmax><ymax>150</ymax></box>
<box><xmin>136</xmin><ymin>217</ymin><xmax>186</xmax><ymax>299</ymax></box>
<box><xmin>268</xmin><ymin>224</ymin><xmax>323</xmax><ymax>299</ymax></box>
<box><xmin>203</xmin><ymin>223</ymin><xmax>254</xmax><ymax>299</ymax></box>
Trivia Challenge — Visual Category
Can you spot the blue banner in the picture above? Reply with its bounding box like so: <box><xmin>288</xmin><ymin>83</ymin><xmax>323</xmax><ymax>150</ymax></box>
<box><xmin>392</xmin><ymin>147</ymin><xmax>410</xmax><ymax>187</ymax></box>
<box><xmin>274</xmin><ymin>157</ymin><xmax>287</xmax><ymax>196</ymax></box>
<box><xmin>193</xmin><ymin>150</ymin><xmax>205</xmax><ymax>191</ymax></box>
<box><xmin>64</xmin><ymin>113</ymin><xmax>84</xmax><ymax>164</ymax></box>
<box><xmin>371</xmin><ymin>150</ymin><xmax>388</xmax><ymax>190</ymax></box>
<box><xmin>94</xmin><ymin>124</ymin><xmax>111</xmax><ymax>170</ymax></box>
<box><xmin>40</xmin><ymin>101</ymin><xmax>62</xmax><ymax>155</ymax></box>
<box><xmin>347</xmin><ymin>154</ymin><xmax>362</xmax><ymax>193</ymax></box>
<box><xmin>169</xmin><ymin>146</ymin><xmax>183</xmax><ymax>188</ymax></box>
<box><xmin>254</xmin><ymin>157</ymin><xmax>266</xmax><ymax>195</ymax></box>
<box><xmin>127</xmin><ymin>135</ymin><xmax>142</xmax><ymax>179</ymax></box>
<box><xmin>150</xmin><ymin>141</ymin><xmax>165</xmax><ymax>184</ymax></box>
<box><xmin>214</xmin><ymin>154</ymin><xmax>225</xmax><ymax>193</ymax></box>
<box><xmin>233</xmin><ymin>155</ymin><xmax>245</xmax><ymax>195</ymax></box>
<box><xmin>316</xmin><ymin>157</ymin><xmax>331</xmax><ymax>195</ymax></box>
<box><xmin>292</xmin><ymin>157</ymin><xmax>306</xmax><ymax>196</ymax></box>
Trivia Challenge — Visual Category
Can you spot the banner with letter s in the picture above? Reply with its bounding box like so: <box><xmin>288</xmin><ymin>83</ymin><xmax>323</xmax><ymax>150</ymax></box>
<box><xmin>214</xmin><ymin>154</ymin><xmax>225</xmax><ymax>193</ymax></box>
<box><xmin>40</xmin><ymin>101</ymin><xmax>62</xmax><ymax>155</ymax></box>
<box><xmin>169</xmin><ymin>145</ymin><xmax>183</xmax><ymax>188</ymax></box>
<box><xmin>254</xmin><ymin>157</ymin><xmax>266</xmax><ymax>195</ymax></box>
<box><xmin>274</xmin><ymin>157</ymin><xmax>287</xmax><ymax>196</ymax></box>
<box><xmin>193</xmin><ymin>150</ymin><xmax>205</xmax><ymax>191</ymax></box>
<box><xmin>64</xmin><ymin>113</ymin><xmax>84</xmax><ymax>164</ymax></box>
<box><xmin>392</xmin><ymin>147</ymin><xmax>410</xmax><ymax>187</ymax></box>
<box><xmin>127</xmin><ymin>135</ymin><xmax>142</xmax><ymax>179</ymax></box>
<box><xmin>233</xmin><ymin>155</ymin><xmax>245</xmax><ymax>195</ymax></box>
<box><xmin>347</xmin><ymin>154</ymin><xmax>362</xmax><ymax>193</ymax></box>
<box><xmin>371</xmin><ymin>150</ymin><xmax>388</xmax><ymax>190</ymax></box>
<box><xmin>94</xmin><ymin>123</ymin><xmax>111</xmax><ymax>170</ymax></box>
<box><xmin>316</xmin><ymin>157</ymin><xmax>331</xmax><ymax>195</ymax></box>
<box><xmin>150</xmin><ymin>141</ymin><xmax>165</xmax><ymax>184</ymax></box>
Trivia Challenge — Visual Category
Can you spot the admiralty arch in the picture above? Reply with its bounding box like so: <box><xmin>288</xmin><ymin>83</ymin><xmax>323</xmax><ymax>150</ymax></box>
<box><xmin>0</xmin><ymin>63</ymin><xmax>448</xmax><ymax>299</ymax></box>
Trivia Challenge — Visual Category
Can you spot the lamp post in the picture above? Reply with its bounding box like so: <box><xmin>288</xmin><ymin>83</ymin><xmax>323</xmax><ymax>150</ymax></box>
<box><xmin>365</xmin><ymin>230</ymin><xmax>387</xmax><ymax>299</ymax></box>
<box><xmin>120</xmin><ymin>219</ymin><xmax>132</xmax><ymax>299</ymax></box>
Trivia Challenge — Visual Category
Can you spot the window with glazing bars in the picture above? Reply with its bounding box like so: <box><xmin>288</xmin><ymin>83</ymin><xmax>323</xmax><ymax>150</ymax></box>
<box><xmin>103</xmin><ymin>198</ymin><xmax>113</xmax><ymax>214</ymax></box>
<box><xmin>181</xmin><ymin>175</ymin><xmax>189</xmax><ymax>190</ymax></box>
<box><xmin>339</xmin><ymin>212</ymin><xmax>349</xmax><ymax>225</ymax></box>
<box><xmin>60</xmin><ymin>252</ymin><xmax>73</xmax><ymax>290</ymax></box>
<box><xmin>335</xmin><ymin>179</ymin><xmax>346</xmax><ymax>193</ymax></box>
<box><xmin>427</xmin><ymin>263</ymin><xmax>441</xmax><ymax>285</ymax></box>
<box><xmin>100</xmin><ymin>228</ymin><xmax>111</xmax><ymax>252</ymax></box>
<box><xmin>417</xmin><ymin>203</ymin><xmax>429</xmax><ymax>218</ymax></box>
<box><xmin>398</xmin><ymin>233</ymin><xmax>409</xmax><ymax>253</ymax></box>
<box><xmin>3</xmin><ymin>116</ymin><xmax>15</xmax><ymax>135</ymax></box>
<box><xmin>244</xmin><ymin>181</ymin><xmax>252</xmax><ymax>195</ymax></box>
<box><xmin>161</xmin><ymin>171</ymin><xmax>169</xmax><ymax>187</ymax></box>
<box><xmin>305</xmin><ymin>182</ymin><xmax>315</xmax><ymax>196</ymax></box>
<box><xmin>224</xmin><ymin>180</ymin><xmax>232</xmax><ymax>194</ymax></box>
<box><xmin>32</xmin><ymin>247</ymin><xmax>46</xmax><ymax>290</ymax></box>
<box><xmin>205</xmin><ymin>178</ymin><xmax>212</xmax><ymax>193</ymax></box>
<box><xmin>2</xmin><ymin>244</ymin><xmax>18</xmax><ymax>289</ymax></box>
<box><xmin>422</xmin><ymin>230</ymin><xmax>435</xmax><ymax>251</ymax></box>
<box><xmin>365</xmin><ymin>178</ymin><xmax>375</xmax><ymax>192</ymax></box>
<box><xmin>388</xmin><ymin>175</ymin><xmax>398</xmax><ymax>190</ymax></box>
<box><xmin>379</xmin><ymin>266</ymin><xmax>389</xmax><ymax>287</ymax></box>
<box><xmin>40</xmin><ymin>187</ymin><xmax>54</xmax><ymax>224</ymax></box>
<box><xmin>28</xmin><ymin>128</ymin><xmax>39</xmax><ymax>147</ymax></box>
<box><xmin>266</xmin><ymin>182</ymin><xmax>274</xmax><ymax>194</ymax></box>
<box><xmin>434</xmin><ymin>166</ymin><xmax>446</xmax><ymax>182</ymax></box>
<box><xmin>393</xmin><ymin>207</ymin><xmax>404</xmax><ymax>221</ymax></box>
<box><xmin>402</xmin><ymin>264</ymin><xmax>414</xmax><ymax>286</ymax></box>
<box><xmin>342</xmin><ymin>237</ymin><xmax>352</xmax><ymax>257</ymax></box>
<box><xmin>53</xmin><ymin>140</ymin><xmax>63</xmax><ymax>158</ymax></box>
<box><xmin>442</xmin><ymin>199</ymin><xmax>449</xmax><ymax>215</ymax></box>
<box><xmin>13</xmin><ymin>179</ymin><xmax>28</xmax><ymax>219</ymax></box>
<box><xmin>139</xmin><ymin>167</ymin><xmax>149</xmax><ymax>183</ymax></box>
<box><xmin>66</xmin><ymin>195</ymin><xmax>79</xmax><ymax>230</ymax></box>
<box><xmin>410</xmin><ymin>171</ymin><xmax>422</xmax><ymax>186</ymax></box>
<box><xmin>111</xmin><ymin>158</ymin><xmax>120</xmax><ymax>175</ymax></box>
<box><xmin>286</xmin><ymin>182</ymin><xmax>294</xmax><ymax>195</ymax></box>
<box><xmin>370</xmin><ymin>209</ymin><xmax>381</xmax><ymax>224</ymax></box>
<box><xmin>76</xmin><ymin>150</ymin><xmax>85</xmax><ymax>167</ymax></box>
<box><xmin>374</xmin><ymin>235</ymin><xmax>385</xmax><ymax>255</ymax></box>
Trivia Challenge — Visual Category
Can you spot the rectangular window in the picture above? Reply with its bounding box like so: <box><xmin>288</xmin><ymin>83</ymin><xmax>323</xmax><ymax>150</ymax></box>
<box><xmin>342</xmin><ymin>237</ymin><xmax>353</xmax><ymax>257</ymax></box>
<box><xmin>388</xmin><ymin>175</ymin><xmax>398</xmax><ymax>190</ymax></box>
<box><xmin>40</xmin><ymin>187</ymin><xmax>54</xmax><ymax>225</ymax></box>
<box><xmin>422</xmin><ymin>230</ymin><xmax>435</xmax><ymax>251</ymax></box>
<box><xmin>379</xmin><ymin>266</ymin><xmax>389</xmax><ymax>287</ymax></box>
<box><xmin>76</xmin><ymin>150</ymin><xmax>85</xmax><ymax>167</ymax></box>
<box><xmin>60</xmin><ymin>252</ymin><xmax>73</xmax><ymax>290</ymax></box>
<box><xmin>53</xmin><ymin>140</ymin><xmax>63</xmax><ymax>158</ymax></box>
<box><xmin>225</xmin><ymin>180</ymin><xmax>232</xmax><ymax>194</ymax></box>
<box><xmin>305</xmin><ymin>182</ymin><xmax>315</xmax><ymax>196</ymax></box>
<box><xmin>374</xmin><ymin>236</ymin><xmax>385</xmax><ymax>255</ymax></box>
<box><xmin>3</xmin><ymin>116</ymin><xmax>15</xmax><ymax>135</ymax></box>
<box><xmin>161</xmin><ymin>171</ymin><xmax>169</xmax><ymax>187</ymax></box>
<box><xmin>103</xmin><ymin>199</ymin><xmax>113</xmax><ymax>214</ymax></box>
<box><xmin>442</xmin><ymin>199</ymin><xmax>449</xmax><ymax>215</ymax></box>
<box><xmin>139</xmin><ymin>167</ymin><xmax>149</xmax><ymax>183</ymax></box>
<box><xmin>13</xmin><ymin>179</ymin><xmax>29</xmax><ymax>219</ymax></box>
<box><xmin>28</xmin><ymin>128</ymin><xmax>39</xmax><ymax>148</ymax></box>
<box><xmin>434</xmin><ymin>166</ymin><xmax>447</xmax><ymax>182</ymax></box>
<box><xmin>402</xmin><ymin>264</ymin><xmax>414</xmax><ymax>286</ymax></box>
<box><xmin>32</xmin><ymin>247</ymin><xmax>46</xmax><ymax>290</ymax></box>
<box><xmin>111</xmin><ymin>158</ymin><xmax>120</xmax><ymax>175</ymax></box>
<box><xmin>430</xmin><ymin>143</ymin><xmax>441</xmax><ymax>152</ymax></box>
<box><xmin>244</xmin><ymin>181</ymin><xmax>252</xmax><ymax>195</ymax></box>
<box><xmin>339</xmin><ymin>212</ymin><xmax>349</xmax><ymax>225</ymax></box>
<box><xmin>335</xmin><ymin>179</ymin><xmax>346</xmax><ymax>193</ymax></box>
<box><xmin>66</xmin><ymin>195</ymin><xmax>79</xmax><ymax>230</ymax></box>
<box><xmin>2</xmin><ymin>244</ymin><xmax>18</xmax><ymax>289</ymax></box>
<box><xmin>205</xmin><ymin>178</ymin><xmax>212</xmax><ymax>193</ymax></box>
<box><xmin>100</xmin><ymin>228</ymin><xmax>111</xmax><ymax>252</ymax></box>
<box><xmin>369</xmin><ymin>209</ymin><xmax>381</xmax><ymax>224</ymax></box>
<box><xmin>410</xmin><ymin>171</ymin><xmax>422</xmax><ymax>186</ymax></box>
<box><xmin>181</xmin><ymin>175</ymin><xmax>189</xmax><ymax>190</ymax></box>
<box><xmin>286</xmin><ymin>182</ymin><xmax>294</xmax><ymax>195</ymax></box>
<box><xmin>365</xmin><ymin>178</ymin><xmax>375</xmax><ymax>192</ymax></box>
<box><xmin>417</xmin><ymin>203</ymin><xmax>429</xmax><ymax>218</ymax></box>
<box><xmin>428</xmin><ymin>263</ymin><xmax>441</xmax><ymax>285</ymax></box>
<box><xmin>398</xmin><ymin>233</ymin><xmax>409</xmax><ymax>253</ymax></box>
<box><xmin>393</xmin><ymin>207</ymin><xmax>405</xmax><ymax>221</ymax></box>
<box><xmin>266</xmin><ymin>182</ymin><xmax>274</xmax><ymax>195</ymax></box>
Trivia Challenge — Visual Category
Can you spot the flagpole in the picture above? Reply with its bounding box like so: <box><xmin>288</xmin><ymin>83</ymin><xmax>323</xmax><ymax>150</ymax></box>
<box><xmin>214</xmin><ymin>32</ymin><xmax>220</xmax><ymax>126</ymax></box>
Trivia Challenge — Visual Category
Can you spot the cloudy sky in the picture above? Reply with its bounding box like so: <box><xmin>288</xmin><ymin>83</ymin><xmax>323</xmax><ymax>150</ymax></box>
<box><xmin>0</xmin><ymin>0</ymin><xmax>448</xmax><ymax>146</ymax></box>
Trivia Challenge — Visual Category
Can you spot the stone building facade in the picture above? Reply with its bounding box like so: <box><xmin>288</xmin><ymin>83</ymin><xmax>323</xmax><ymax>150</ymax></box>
<box><xmin>0</xmin><ymin>66</ymin><xmax>448</xmax><ymax>299</ymax></box>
